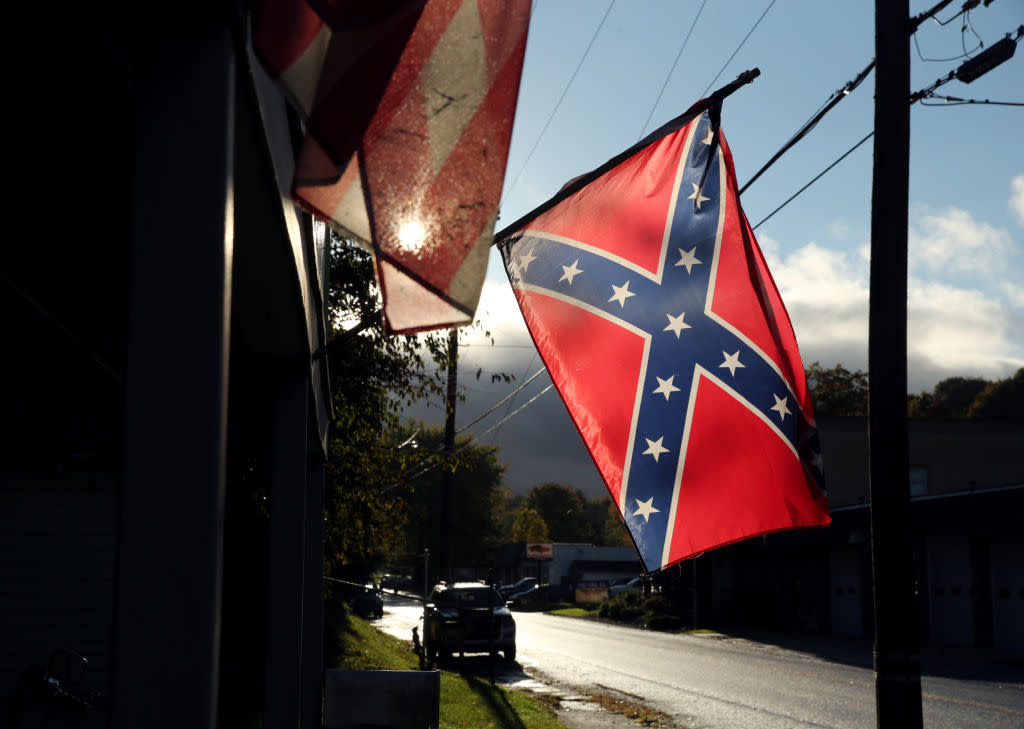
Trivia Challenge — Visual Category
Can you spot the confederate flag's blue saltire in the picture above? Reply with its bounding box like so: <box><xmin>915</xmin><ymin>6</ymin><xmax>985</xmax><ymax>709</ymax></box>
<box><xmin>495</xmin><ymin>101</ymin><xmax>830</xmax><ymax>573</ymax></box>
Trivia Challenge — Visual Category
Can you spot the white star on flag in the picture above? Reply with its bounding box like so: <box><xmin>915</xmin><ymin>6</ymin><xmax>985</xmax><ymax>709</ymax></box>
<box><xmin>771</xmin><ymin>394</ymin><xmax>792</xmax><ymax>421</ymax></box>
<box><xmin>559</xmin><ymin>259</ymin><xmax>583</xmax><ymax>285</ymax></box>
<box><xmin>652</xmin><ymin>375</ymin><xmax>681</xmax><ymax>401</ymax></box>
<box><xmin>719</xmin><ymin>350</ymin><xmax>745</xmax><ymax>376</ymax></box>
<box><xmin>609</xmin><ymin>281</ymin><xmax>636</xmax><ymax>307</ymax></box>
<box><xmin>663</xmin><ymin>312</ymin><xmax>691</xmax><ymax>338</ymax></box>
<box><xmin>701</xmin><ymin>126</ymin><xmax>715</xmax><ymax>146</ymax></box>
<box><xmin>517</xmin><ymin>248</ymin><xmax>537</xmax><ymax>273</ymax></box>
<box><xmin>687</xmin><ymin>182</ymin><xmax>709</xmax><ymax>209</ymax></box>
<box><xmin>675</xmin><ymin>247</ymin><xmax>702</xmax><ymax>273</ymax></box>
<box><xmin>633</xmin><ymin>496</ymin><xmax>660</xmax><ymax>523</ymax></box>
<box><xmin>643</xmin><ymin>437</ymin><xmax>670</xmax><ymax>462</ymax></box>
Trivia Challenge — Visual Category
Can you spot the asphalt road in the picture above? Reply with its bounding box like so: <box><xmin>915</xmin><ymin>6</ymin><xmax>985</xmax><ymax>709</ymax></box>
<box><xmin>374</xmin><ymin>593</ymin><xmax>1024</xmax><ymax>729</ymax></box>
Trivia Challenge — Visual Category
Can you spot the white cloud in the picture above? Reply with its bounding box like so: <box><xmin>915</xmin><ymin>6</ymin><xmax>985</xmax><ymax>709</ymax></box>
<box><xmin>1002</xmin><ymin>281</ymin><xmax>1024</xmax><ymax>308</ymax></box>
<box><xmin>908</xmin><ymin>205</ymin><xmax>1012</xmax><ymax>277</ymax></box>
<box><xmin>769</xmin><ymin>242</ymin><xmax>870</xmax><ymax>361</ymax></box>
<box><xmin>766</xmin><ymin>240</ymin><xmax>1022</xmax><ymax>390</ymax></box>
<box><xmin>1011</xmin><ymin>175</ymin><xmax>1024</xmax><ymax>227</ymax></box>
<box><xmin>907</xmin><ymin>278</ymin><xmax>1022</xmax><ymax>378</ymax></box>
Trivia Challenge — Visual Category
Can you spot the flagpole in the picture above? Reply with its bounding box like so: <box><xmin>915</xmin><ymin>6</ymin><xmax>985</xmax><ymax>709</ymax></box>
<box><xmin>868</xmin><ymin>1</ymin><xmax>922</xmax><ymax>727</ymax></box>
<box><xmin>493</xmin><ymin>69</ymin><xmax>760</xmax><ymax>245</ymax></box>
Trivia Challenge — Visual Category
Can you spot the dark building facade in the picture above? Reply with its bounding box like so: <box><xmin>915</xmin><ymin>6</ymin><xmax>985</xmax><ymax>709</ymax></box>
<box><xmin>683</xmin><ymin>416</ymin><xmax>1024</xmax><ymax>654</ymax></box>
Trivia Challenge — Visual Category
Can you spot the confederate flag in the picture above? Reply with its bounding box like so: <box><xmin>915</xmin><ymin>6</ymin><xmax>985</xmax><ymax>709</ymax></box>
<box><xmin>495</xmin><ymin>100</ymin><xmax>830</xmax><ymax>572</ymax></box>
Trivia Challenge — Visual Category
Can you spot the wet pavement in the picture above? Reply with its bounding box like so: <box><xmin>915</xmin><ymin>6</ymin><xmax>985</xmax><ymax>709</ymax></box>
<box><xmin>371</xmin><ymin>592</ymin><xmax>1024</xmax><ymax>729</ymax></box>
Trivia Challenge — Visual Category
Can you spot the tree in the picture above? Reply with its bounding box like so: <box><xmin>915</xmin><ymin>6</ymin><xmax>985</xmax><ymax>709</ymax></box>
<box><xmin>908</xmin><ymin>376</ymin><xmax>989</xmax><ymax>418</ymax></box>
<box><xmin>601</xmin><ymin>500</ymin><xmax>633</xmax><ymax>547</ymax></box>
<box><xmin>805</xmin><ymin>362</ymin><xmax>869</xmax><ymax>416</ymax></box>
<box><xmin>967</xmin><ymin>368</ymin><xmax>1024</xmax><ymax>418</ymax></box>
<box><xmin>526</xmin><ymin>482</ymin><xmax>586</xmax><ymax>542</ymax></box>
<box><xmin>398</xmin><ymin>424</ymin><xmax>507</xmax><ymax>574</ymax></box>
<box><xmin>322</xmin><ymin>236</ymin><xmax>454</xmax><ymax>580</ymax></box>
<box><xmin>510</xmin><ymin>506</ymin><xmax>550</xmax><ymax>542</ymax></box>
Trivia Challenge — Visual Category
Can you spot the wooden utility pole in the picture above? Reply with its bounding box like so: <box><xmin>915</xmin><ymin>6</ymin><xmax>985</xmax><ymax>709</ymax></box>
<box><xmin>868</xmin><ymin>2</ymin><xmax>923</xmax><ymax>727</ymax></box>
<box><xmin>439</xmin><ymin>328</ymin><xmax>459</xmax><ymax>579</ymax></box>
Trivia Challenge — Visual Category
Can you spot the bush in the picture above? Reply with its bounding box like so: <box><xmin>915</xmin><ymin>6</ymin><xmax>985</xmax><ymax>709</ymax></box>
<box><xmin>598</xmin><ymin>590</ymin><xmax>645</xmax><ymax>621</ymax></box>
<box><xmin>644</xmin><ymin>614</ymin><xmax>684</xmax><ymax>631</ymax></box>
<box><xmin>598</xmin><ymin>591</ymin><xmax>683</xmax><ymax>630</ymax></box>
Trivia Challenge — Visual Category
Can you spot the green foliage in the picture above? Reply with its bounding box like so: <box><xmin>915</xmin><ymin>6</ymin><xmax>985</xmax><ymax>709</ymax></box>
<box><xmin>510</xmin><ymin>505</ymin><xmax>550</xmax><ymax>542</ymax></box>
<box><xmin>597</xmin><ymin>591</ymin><xmax>685</xmax><ymax>630</ymax></box>
<box><xmin>515</xmin><ymin>483</ymin><xmax>631</xmax><ymax>546</ymax></box>
<box><xmin>967</xmin><ymin>368</ymin><xmax>1024</xmax><ymax>417</ymax></box>
<box><xmin>549</xmin><ymin>606</ymin><xmax>598</xmax><ymax>617</ymax></box>
<box><xmin>524</xmin><ymin>482</ymin><xmax>586</xmax><ymax>542</ymax></box>
<box><xmin>331</xmin><ymin>608</ymin><xmax>569</xmax><ymax>729</ymax></box>
<box><xmin>324</xmin><ymin>237</ymin><xmax>453</xmax><ymax>580</ymax></box>
<box><xmin>805</xmin><ymin>362</ymin><xmax>868</xmax><ymax>416</ymax></box>
<box><xmin>397</xmin><ymin>424</ymin><xmax>507</xmax><ymax>571</ymax></box>
<box><xmin>908</xmin><ymin>376</ymin><xmax>990</xmax><ymax>417</ymax></box>
<box><xmin>598</xmin><ymin>590</ymin><xmax>646</xmax><ymax>621</ymax></box>
<box><xmin>601</xmin><ymin>500</ymin><xmax>633</xmax><ymax>546</ymax></box>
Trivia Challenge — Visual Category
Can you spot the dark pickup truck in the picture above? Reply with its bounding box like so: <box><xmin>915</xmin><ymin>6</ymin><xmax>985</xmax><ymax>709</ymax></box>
<box><xmin>422</xmin><ymin>582</ymin><xmax>516</xmax><ymax>661</ymax></box>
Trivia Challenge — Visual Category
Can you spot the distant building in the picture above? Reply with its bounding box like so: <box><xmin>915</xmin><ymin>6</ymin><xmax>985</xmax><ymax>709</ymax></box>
<box><xmin>496</xmin><ymin>542</ymin><xmax>641</xmax><ymax>587</ymax></box>
<box><xmin>673</xmin><ymin>416</ymin><xmax>1024</xmax><ymax>654</ymax></box>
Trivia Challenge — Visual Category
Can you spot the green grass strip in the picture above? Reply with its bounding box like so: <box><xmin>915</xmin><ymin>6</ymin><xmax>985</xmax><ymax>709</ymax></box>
<box><xmin>547</xmin><ymin>607</ymin><xmax>598</xmax><ymax>618</ymax></box>
<box><xmin>332</xmin><ymin>607</ymin><xmax>568</xmax><ymax>729</ymax></box>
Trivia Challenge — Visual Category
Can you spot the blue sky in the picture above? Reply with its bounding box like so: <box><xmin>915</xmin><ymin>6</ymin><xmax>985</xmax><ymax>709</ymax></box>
<box><xmin>408</xmin><ymin>0</ymin><xmax>1024</xmax><ymax>496</ymax></box>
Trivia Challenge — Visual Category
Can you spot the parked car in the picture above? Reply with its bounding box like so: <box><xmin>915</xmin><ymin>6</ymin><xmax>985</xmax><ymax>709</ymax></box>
<box><xmin>380</xmin><ymin>573</ymin><xmax>415</xmax><ymax>593</ymax></box>
<box><xmin>352</xmin><ymin>583</ymin><xmax>384</xmax><ymax>618</ymax></box>
<box><xmin>506</xmin><ymin>582</ymin><xmax>573</xmax><ymax>609</ymax></box>
<box><xmin>608</xmin><ymin>576</ymin><xmax>644</xmax><ymax>597</ymax></box>
<box><xmin>498</xmin><ymin>577</ymin><xmax>538</xmax><ymax>599</ymax></box>
<box><xmin>422</xmin><ymin>582</ymin><xmax>516</xmax><ymax>661</ymax></box>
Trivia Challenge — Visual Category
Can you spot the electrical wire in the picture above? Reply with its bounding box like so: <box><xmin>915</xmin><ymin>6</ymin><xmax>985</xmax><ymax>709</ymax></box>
<box><xmin>500</xmin><ymin>0</ymin><xmax>618</xmax><ymax>207</ymax></box>
<box><xmin>738</xmin><ymin>59</ymin><xmax>874</xmax><ymax>195</ymax></box>
<box><xmin>475</xmin><ymin>384</ymin><xmax>554</xmax><ymax>439</ymax></box>
<box><xmin>699</xmin><ymin>0</ymin><xmax>776</xmax><ymax>99</ymax></box>
<box><xmin>456</xmin><ymin>367</ymin><xmax>546</xmax><ymax>435</ymax></box>
<box><xmin>750</xmin><ymin>131</ymin><xmax>874</xmax><ymax>232</ymax></box>
<box><xmin>387</xmin><ymin>383</ymin><xmax>555</xmax><ymax>489</ymax></box>
<box><xmin>920</xmin><ymin>95</ymin><xmax>1023</xmax><ymax>106</ymax></box>
<box><xmin>739</xmin><ymin>0</ymin><xmax>994</xmax><ymax>196</ymax></box>
<box><xmin>489</xmin><ymin>351</ymin><xmax>538</xmax><ymax>445</ymax></box>
<box><xmin>636</xmin><ymin>0</ymin><xmax>709</xmax><ymax>140</ymax></box>
<box><xmin>913</xmin><ymin>30</ymin><xmax>980</xmax><ymax>62</ymax></box>
<box><xmin>751</xmin><ymin>20</ymin><xmax>1021</xmax><ymax>229</ymax></box>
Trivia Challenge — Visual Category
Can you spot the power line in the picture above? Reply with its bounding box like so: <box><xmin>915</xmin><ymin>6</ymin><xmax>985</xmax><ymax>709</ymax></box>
<box><xmin>699</xmin><ymin>0</ymin><xmax>776</xmax><ymax>99</ymax></box>
<box><xmin>637</xmin><ymin>0</ymin><xmax>709</xmax><ymax>140</ymax></box>
<box><xmin>739</xmin><ymin>0</ymin><xmax>990</xmax><ymax>196</ymax></box>
<box><xmin>750</xmin><ymin>131</ymin><xmax>874</xmax><ymax>231</ymax></box>
<box><xmin>456</xmin><ymin>367</ymin><xmax>546</xmax><ymax>435</ymax></box>
<box><xmin>750</xmin><ymin>20</ymin><xmax>1020</xmax><ymax>229</ymax></box>
<box><xmin>476</xmin><ymin>384</ymin><xmax>554</xmax><ymax>440</ymax></box>
<box><xmin>911</xmin><ymin>26</ymin><xmax>1022</xmax><ymax>103</ymax></box>
<box><xmin>919</xmin><ymin>95</ymin><xmax>1023</xmax><ymax>106</ymax></box>
<box><xmin>388</xmin><ymin>383</ymin><xmax>555</xmax><ymax>489</ymax></box>
<box><xmin>501</xmin><ymin>0</ymin><xmax>618</xmax><ymax>207</ymax></box>
<box><xmin>738</xmin><ymin>59</ymin><xmax>875</xmax><ymax>195</ymax></box>
<box><xmin>489</xmin><ymin>351</ymin><xmax>538</xmax><ymax>445</ymax></box>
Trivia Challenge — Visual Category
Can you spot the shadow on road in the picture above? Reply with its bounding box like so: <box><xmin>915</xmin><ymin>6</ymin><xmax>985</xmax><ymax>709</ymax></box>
<box><xmin>724</xmin><ymin>629</ymin><xmax>1024</xmax><ymax>683</ymax></box>
<box><xmin>463</xmin><ymin>674</ymin><xmax>531</xmax><ymax>729</ymax></box>
<box><xmin>429</xmin><ymin>653</ymin><xmax>529</xmax><ymax>684</ymax></box>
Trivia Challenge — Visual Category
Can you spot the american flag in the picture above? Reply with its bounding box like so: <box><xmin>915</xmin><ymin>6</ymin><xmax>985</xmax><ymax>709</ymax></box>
<box><xmin>254</xmin><ymin>0</ymin><xmax>531</xmax><ymax>334</ymax></box>
<box><xmin>496</xmin><ymin>106</ymin><xmax>829</xmax><ymax>572</ymax></box>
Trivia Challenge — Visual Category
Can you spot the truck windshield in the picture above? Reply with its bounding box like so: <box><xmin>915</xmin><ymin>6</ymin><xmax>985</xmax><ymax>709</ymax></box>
<box><xmin>436</xmin><ymin>588</ymin><xmax>502</xmax><ymax>607</ymax></box>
